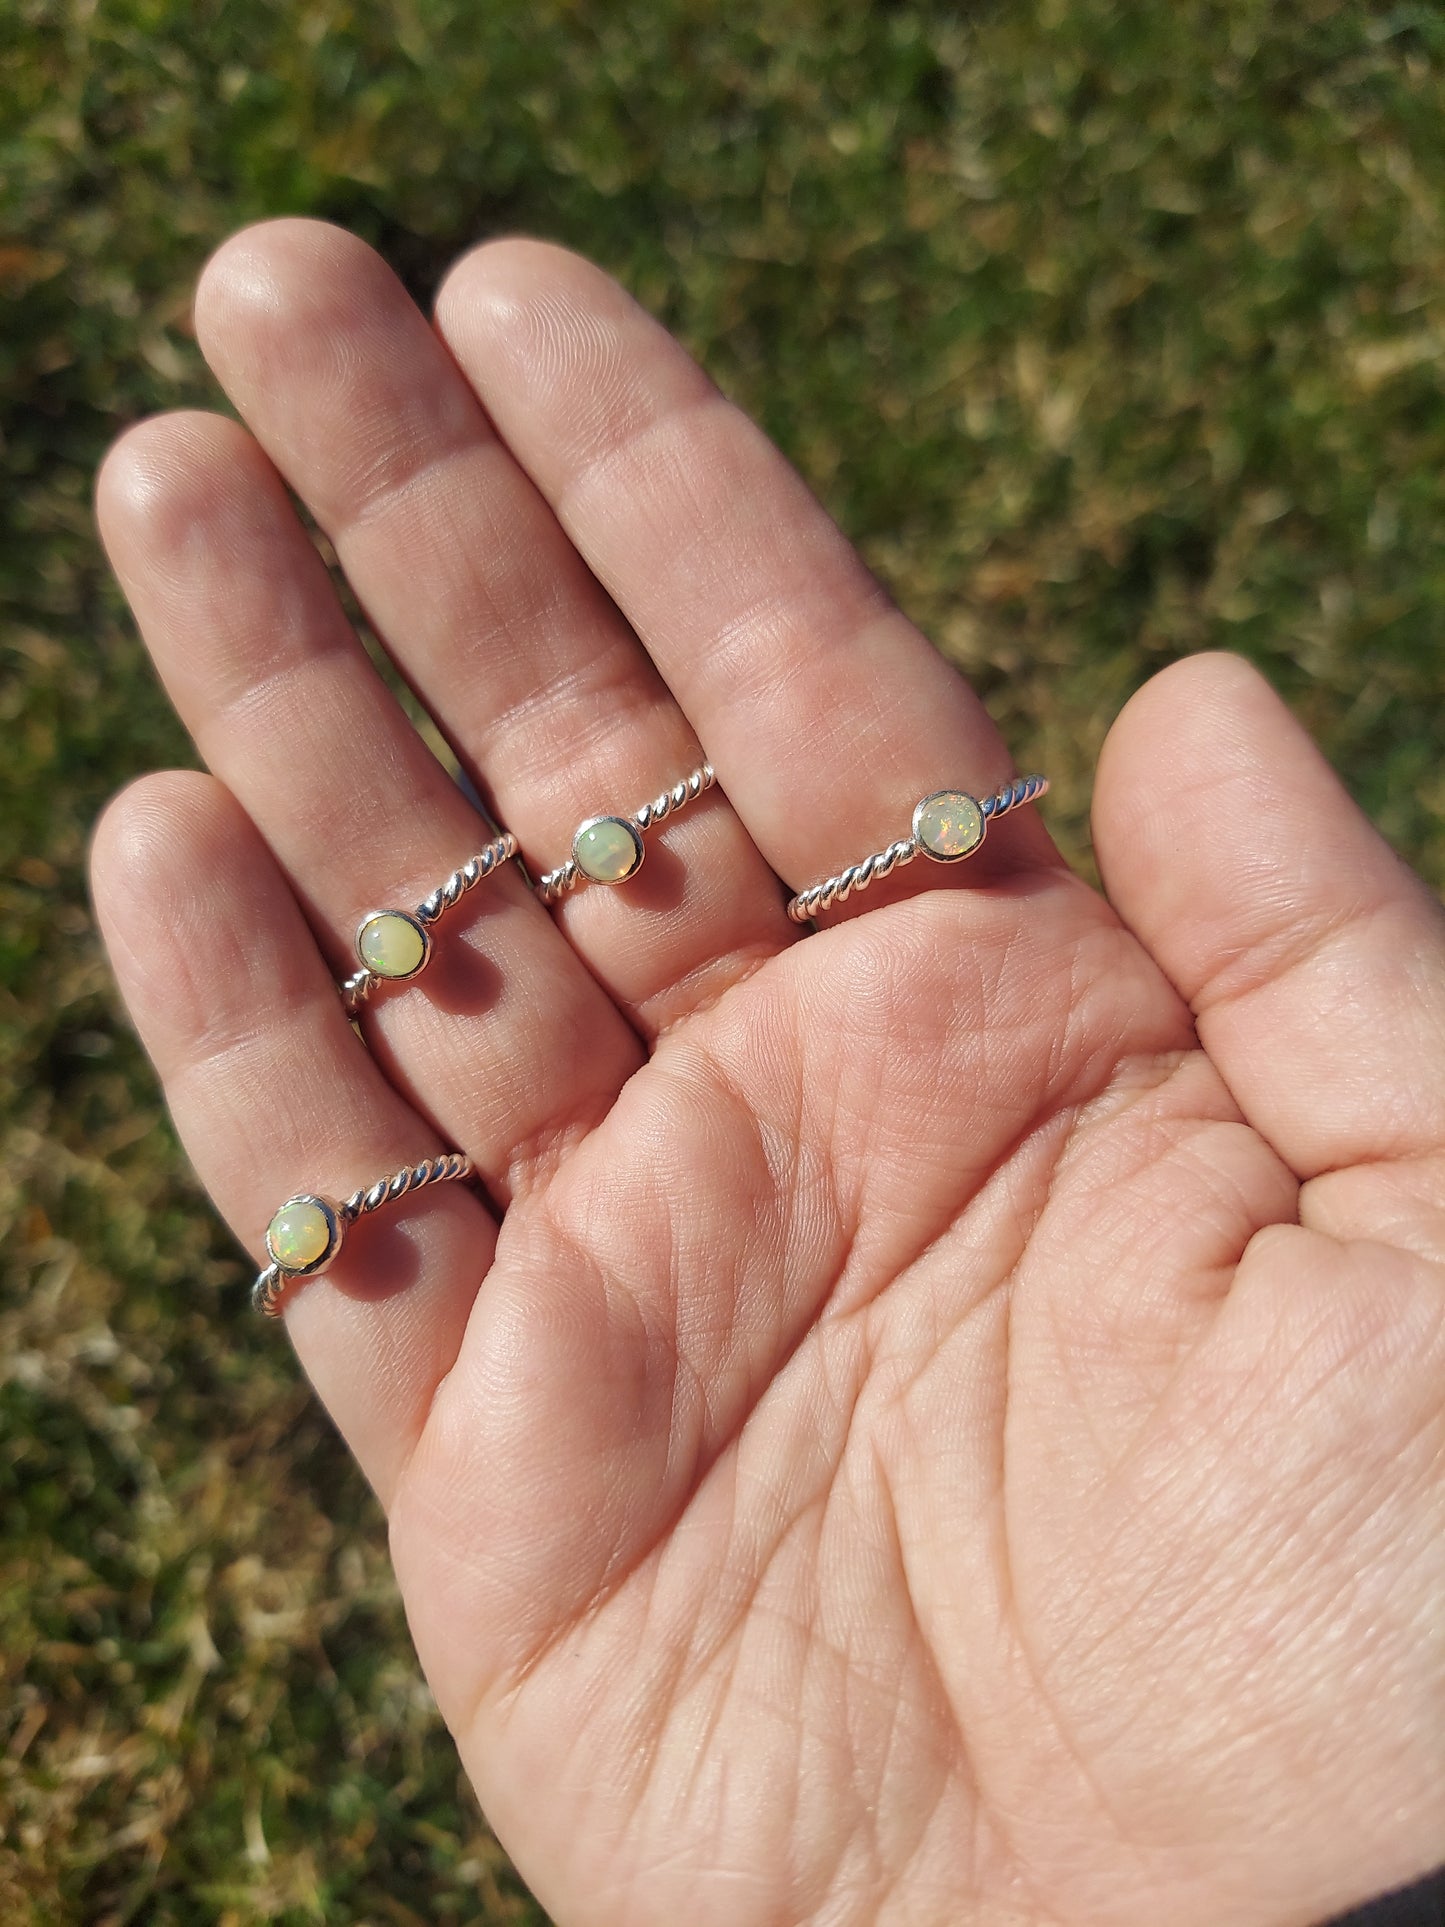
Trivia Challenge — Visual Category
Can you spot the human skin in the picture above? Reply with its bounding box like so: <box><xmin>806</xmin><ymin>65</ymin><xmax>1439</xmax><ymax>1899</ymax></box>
<box><xmin>89</xmin><ymin>220</ymin><xmax>1444</xmax><ymax>1926</ymax></box>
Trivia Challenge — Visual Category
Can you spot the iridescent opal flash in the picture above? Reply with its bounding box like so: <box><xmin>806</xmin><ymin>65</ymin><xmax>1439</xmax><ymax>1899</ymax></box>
<box><xmin>912</xmin><ymin>790</ymin><xmax>986</xmax><ymax>862</ymax></box>
<box><xmin>265</xmin><ymin>1194</ymin><xmax>343</xmax><ymax>1277</ymax></box>
<box><xmin>573</xmin><ymin>815</ymin><xmax>646</xmax><ymax>884</ymax></box>
<box><xmin>786</xmin><ymin>773</ymin><xmax>1049</xmax><ymax>922</ymax></box>
<box><xmin>356</xmin><ymin>909</ymin><xmax>431</xmax><ymax>980</ymax></box>
<box><xmin>340</xmin><ymin>830</ymin><xmax>518</xmax><ymax>1016</ymax></box>
<box><xmin>253</xmin><ymin>1153</ymin><xmax>474</xmax><ymax>1317</ymax></box>
<box><xmin>536</xmin><ymin>764</ymin><xmax>716</xmax><ymax>904</ymax></box>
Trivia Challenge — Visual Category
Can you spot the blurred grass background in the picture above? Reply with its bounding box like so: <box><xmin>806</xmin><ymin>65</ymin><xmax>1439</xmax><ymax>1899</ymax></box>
<box><xmin>3</xmin><ymin>0</ymin><xmax>1444</xmax><ymax>1919</ymax></box>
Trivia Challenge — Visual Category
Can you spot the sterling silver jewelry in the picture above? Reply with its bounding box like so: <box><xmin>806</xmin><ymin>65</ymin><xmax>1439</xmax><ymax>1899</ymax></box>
<box><xmin>536</xmin><ymin>763</ymin><xmax>715</xmax><ymax>904</ymax></box>
<box><xmin>253</xmin><ymin>1151</ymin><xmax>473</xmax><ymax>1317</ymax></box>
<box><xmin>341</xmin><ymin>831</ymin><xmax>518</xmax><ymax>1016</ymax></box>
<box><xmin>786</xmin><ymin>775</ymin><xmax>1049</xmax><ymax>923</ymax></box>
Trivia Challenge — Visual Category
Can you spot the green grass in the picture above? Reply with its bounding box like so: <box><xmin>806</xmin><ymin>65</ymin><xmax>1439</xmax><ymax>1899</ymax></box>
<box><xmin>3</xmin><ymin>1</ymin><xmax>1444</xmax><ymax>1919</ymax></box>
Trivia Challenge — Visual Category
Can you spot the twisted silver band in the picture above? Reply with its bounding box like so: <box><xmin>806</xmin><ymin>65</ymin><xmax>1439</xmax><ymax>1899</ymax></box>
<box><xmin>342</xmin><ymin>831</ymin><xmax>518</xmax><ymax>1016</ymax></box>
<box><xmin>252</xmin><ymin>1152</ymin><xmax>473</xmax><ymax>1318</ymax></box>
<box><xmin>536</xmin><ymin>763</ymin><xmax>716</xmax><ymax>904</ymax></box>
<box><xmin>787</xmin><ymin>774</ymin><xmax>1049</xmax><ymax>923</ymax></box>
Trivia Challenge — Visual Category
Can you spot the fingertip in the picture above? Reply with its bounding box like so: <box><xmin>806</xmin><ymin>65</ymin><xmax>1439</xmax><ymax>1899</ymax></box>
<box><xmin>194</xmin><ymin>221</ymin><xmax>422</xmax><ymax>449</ymax></box>
<box><xmin>91</xmin><ymin>768</ymin><xmax>225</xmax><ymax>901</ymax></box>
<box><xmin>95</xmin><ymin>412</ymin><xmax>260</xmax><ymax>573</ymax></box>
<box><xmin>1095</xmin><ymin>649</ymin><xmax>1371</xmax><ymax>970</ymax></box>
<box><xmin>1093</xmin><ymin>652</ymin><xmax>1359</xmax><ymax>931</ymax></box>
<box><xmin>434</xmin><ymin>236</ymin><xmax>709</xmax><ymax>452</ymax></box>
<box><xmin>195</xmin><ymin>220</ymin><xmax>481</xmax><ymax>530</ymax></box>
<box><xmin>434</xmin><ymin>234</ymin><xmax>620</xmax><ymax>332</ymax></box>
<box><xmin>90</xmin><ymin>766</ymin><xmax>242</xmax><ymax>950</ymax></box>
<box><xmin>194</xmin><ymin>217</ymin><xmax>383</xmax><ymax>353</ymax></box>
<box><xmin>1092</xmin><ymin>650</ymin><xmax>1445</xmax><ymax>1177</ymax></box>
<box><xmin>1095</xmin><ymin>653</ymin><xmax>1282</xmax><ymax>841</ymax></box>
<box><xmin>1115</xmin><ymin>649</ymin><xmax>1277</xmax><ymax>725</ymax></box>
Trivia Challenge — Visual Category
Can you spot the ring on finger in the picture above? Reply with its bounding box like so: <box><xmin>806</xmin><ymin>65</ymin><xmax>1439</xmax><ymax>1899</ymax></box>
<box><xmin>536</xmin><ymin>763</ymin><xmax>715</xmax><ymax>904</ymax></box>
<box><xmin>787</xmin><ymin>775</ymin><xmax>1049</xmax><ymax>923</ymax></box>
<box><xmin>253</xmin><ymin>1151</ymin><xmax>474</xmax><ymax>1317</ymax></box>
<box><xmin>341</xmin><ymin>830</ymin><xmax>518</xmax><ymax>1016</ymax></box>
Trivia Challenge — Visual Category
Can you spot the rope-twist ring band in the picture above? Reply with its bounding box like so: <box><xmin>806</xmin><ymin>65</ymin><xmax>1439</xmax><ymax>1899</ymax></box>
<box><xmin>787</xmin><ymin>775</ymin><xmax>1048</xmax><ymax>923</ymax></box>
<box><xmin>252</xmin><ymin>1151</ymin><xmax>473</xmax><ymax>1317</ymax></box>
<box><xmin>537</xmin><ymin>764</ymin><xmax>716</xmax><ymax>904</ymax></box>
<box><xmin>342</xmin><ymin>831</ymin><xmax>518</xmax><ymax>1016</ymax></box>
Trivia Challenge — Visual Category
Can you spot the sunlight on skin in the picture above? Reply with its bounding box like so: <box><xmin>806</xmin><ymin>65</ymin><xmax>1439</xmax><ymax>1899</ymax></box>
<box><xmin>91</xmin><ymin>220</ymin><xmax>1445</xmax><ymax>1927</ymax></box>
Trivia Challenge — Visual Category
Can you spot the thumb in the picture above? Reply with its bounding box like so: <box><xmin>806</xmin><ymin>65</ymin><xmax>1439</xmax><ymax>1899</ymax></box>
<box><xmin>1093</xmin><ymin>653</ymin><xmax>1445</xmax><ymax>1241</ymax></box>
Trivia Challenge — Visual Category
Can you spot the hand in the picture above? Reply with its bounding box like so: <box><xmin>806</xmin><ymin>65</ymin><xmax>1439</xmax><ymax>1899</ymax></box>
<box><xmin>91</xmin><ymin>221</ymin><xmax>1444</xmax><ymax>1927</ymax></box>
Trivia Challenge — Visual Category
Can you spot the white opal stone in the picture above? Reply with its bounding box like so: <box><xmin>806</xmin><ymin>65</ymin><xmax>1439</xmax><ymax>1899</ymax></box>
<box><xmin>574</xmin><ymin>816</ymin><xmax>644</xmax><ymax>884</ymax></box>
<box><xmin>266</xmin><ymin>1197</ymin><xmax>337</xmax><ymax>1272</ymax></box>
<box><xmin>914</xmin><ymin>790</ymin><xmax>985</xmax><ymax>861</ymax></box>
<box><xmin>357</xmin><ymin>910</ymin><xmax>428</xmax><ymax>979</ymax></box>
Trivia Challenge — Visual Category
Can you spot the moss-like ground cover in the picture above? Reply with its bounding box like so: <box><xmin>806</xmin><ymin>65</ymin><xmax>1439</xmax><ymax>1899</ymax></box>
<box><xmin>3</xmin><ymin>2</ymin><xmax>1443</xmax><ymax>1919</ymax></box>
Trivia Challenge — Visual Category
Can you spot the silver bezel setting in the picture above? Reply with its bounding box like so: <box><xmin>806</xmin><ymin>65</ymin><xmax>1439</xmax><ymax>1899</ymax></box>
<box><xmin>354</xmin><ymin>908</ymin><xmax>434</xmax><ymax>981</ymax></box>
<box><xmin>786</xmin><ymin>773</ymin><xmax>1047</xmax><ymax>921</ymax></box>
<box><xmin>571</xmin><ymin>814</ymin><xmax>646</xmax><ymax>885</ymax></box>
<box><xmin>911</xmin><ymin>790</ymin><xmax>987</xmax><ymax>864</ymax></box>
<box><xmin>265</xmin><ymin>1194</ymin><xmax>345</xmax><ymax>1278</ymax></box>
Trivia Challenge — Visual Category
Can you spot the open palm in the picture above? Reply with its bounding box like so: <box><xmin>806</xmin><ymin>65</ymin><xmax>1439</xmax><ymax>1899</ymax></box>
<box><xmin>92</xmin><ymin>223</ymin><xmax>1444</xmax><ymax>1927</ymax></box>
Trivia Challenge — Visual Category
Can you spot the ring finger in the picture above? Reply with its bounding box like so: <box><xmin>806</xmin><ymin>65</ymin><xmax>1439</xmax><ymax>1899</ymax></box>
<box><xmin>96</xmin><ymin>409</ymin><xmax>639</xmax><ymax>1206</ymax></box>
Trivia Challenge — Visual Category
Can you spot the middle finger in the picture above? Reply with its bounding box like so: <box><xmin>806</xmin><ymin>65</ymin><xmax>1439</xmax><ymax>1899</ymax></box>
<box><xmin>192</xmin><ymin>218</ymin><xmax>797</xmax><ymax>1035</ymax></box>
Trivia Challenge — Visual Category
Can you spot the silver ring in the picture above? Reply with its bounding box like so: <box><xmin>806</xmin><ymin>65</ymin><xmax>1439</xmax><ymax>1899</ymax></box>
<box><xmin>252</xmin><ymin>1151</ymin><xmax>474</xmax><ymax>1317</ymax></box>
<box><xmin>536</xmin><ymin>764</ymin><xmax>716</xmax><ymax>904</ymax></box>
<box><xmin>786</xmin><ymin>775</ymin><xmax>1049</xmax><ymax>923</ymax></box>
<box><xmin>341</xmin><ymin>831</ymin><xmax>518</xmax><ymax>1016</ymax></box>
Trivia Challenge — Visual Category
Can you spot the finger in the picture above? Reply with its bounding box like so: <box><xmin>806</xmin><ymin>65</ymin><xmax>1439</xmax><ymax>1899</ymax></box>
<box><xmin>91</xmin><ymin>771</ymin><xmax>495</xmax><ymax>1506</ymax></box>
<box><xmin>434</xmin><ymin>240</ymin><xmax>1062</xmax><ymax>918</ymax></box>
<box><xmin>1094</xmin><ymin>653</ymin><xmax>1445</xmax><ymax>1250</ymax></box>
<box><xmin>96</xmin><ymin>409</ymin><xmax>639</xmax><ymax>1204</ymax></box>
<box><xmin>191</xmin><ymin>218</ymin><xmax>795</xmax><ymax>1033</ymax></box>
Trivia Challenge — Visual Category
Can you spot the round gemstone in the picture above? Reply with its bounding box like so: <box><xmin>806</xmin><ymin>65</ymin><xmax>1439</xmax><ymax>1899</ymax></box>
<box><xmin>265</xmin><ymin>1197</ymin><xmax>338</xmax><ymax>1273</ymax></box>
<box><xmin>357</xmin><ymin>910</ymin><xmax>429</xmax><ymax>979</ymax></box>
<box><xmin>573</xmin><ymin>816</ymin><xmax>645</xmax><ymax>884</ymax></box>
<box><xmin>913</xmin><ymin>790</ymin><xmax>986</xmax><ymax>862</ymax></box>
